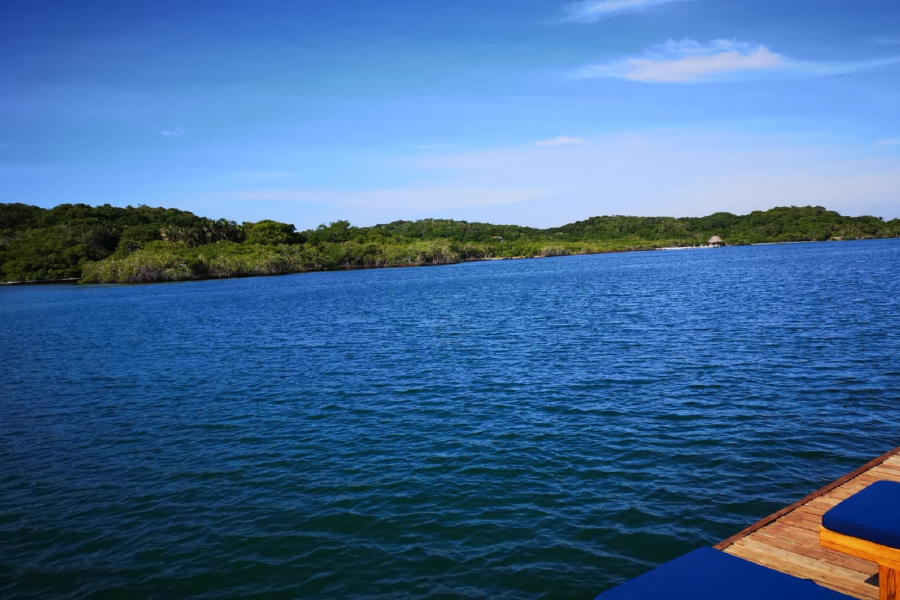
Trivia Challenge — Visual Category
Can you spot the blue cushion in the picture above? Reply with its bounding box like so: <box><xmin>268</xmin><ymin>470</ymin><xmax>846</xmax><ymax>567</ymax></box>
<box><xmin>822</xmin><ymin>480</ymin><xmax>900</xmax><ymax>549</ymax></box>
<box><xmin>595</xmin><ymin>547</ymin><xmax>852</xmax><ymax>600</ymax></box>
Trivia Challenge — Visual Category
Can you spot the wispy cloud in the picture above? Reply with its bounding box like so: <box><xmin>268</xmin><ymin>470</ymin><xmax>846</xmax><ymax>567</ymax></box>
<box><xmin>161</xmin><ymin>127</ymin><xmax>185</xmax><ymax>137</ymax></box>
<box><xmin>573</xmin><ymin>40</ymin><xmax>780</xmax><ymax>82</ymax></box>
<box><xmin>572</xmin><ymin>39</ymin><xmax>900</xmax><ymax>83</ymax></box>
<box><xmin>876</xmin><ymin>139</ymin><xmax>900</xmax><ymax>146</ymax></box>
<box><xmin>534</xmin><ymin>136</ymin><xmax>586</xmax><ymax>147</ymax></box>
<box><xmin>419</xmin><ymin>144</ymin><xmax>450</xmax><ymax>151</ymax></box>
<box><xmin>873</xmin><ymin>37</ymin><xmax>900</xmax><ymax>46</ymax></box>
<box><xmin>227</xmin><ymin>187</ymin><xmax>551</xmax><ymax>210</ymax></box>
<box><xmin>563</xmin><ymin>0</ymin><xmax>693</xmax><ymax>22</ymax></box>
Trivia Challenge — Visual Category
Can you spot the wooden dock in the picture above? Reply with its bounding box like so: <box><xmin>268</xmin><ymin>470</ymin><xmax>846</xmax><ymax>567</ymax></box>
<box><xmin>715</xmin><ymin>446</ymin><xmax>900</xmax><ymax>600</ymax></box>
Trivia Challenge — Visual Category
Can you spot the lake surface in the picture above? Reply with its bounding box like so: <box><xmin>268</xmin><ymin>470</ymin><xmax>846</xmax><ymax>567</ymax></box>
<box><xmin>2</xmin><ymin>240</ymin><xmax>899</xmax><ymax>599</ymax></box>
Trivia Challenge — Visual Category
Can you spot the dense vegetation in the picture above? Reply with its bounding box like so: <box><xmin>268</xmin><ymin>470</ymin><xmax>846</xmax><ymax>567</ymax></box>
<box><xmin>1</xmin><ymin>203</ymin><xmax>897</xmax><ymax>284</ymax></box>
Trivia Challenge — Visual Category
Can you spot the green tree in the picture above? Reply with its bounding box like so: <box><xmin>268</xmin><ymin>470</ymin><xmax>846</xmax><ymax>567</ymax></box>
<box><xmin>244</xmin><ymin>220</ymin><xmax>304</xmax><ymax>245</ymax></box>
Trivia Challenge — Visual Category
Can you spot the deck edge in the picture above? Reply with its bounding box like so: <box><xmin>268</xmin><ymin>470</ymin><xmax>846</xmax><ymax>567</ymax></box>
<box><xmin>714</xmin><ymin>445</ymin><xmax>900</xmax><ymax>551</ymax></box>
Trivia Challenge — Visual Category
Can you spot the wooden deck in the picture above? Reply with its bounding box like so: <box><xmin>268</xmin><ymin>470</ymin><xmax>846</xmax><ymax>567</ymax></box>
<box><xmin>715</xmin><ymin>446</ymin><xmax>900</xmax><ymax>600</ymax></box>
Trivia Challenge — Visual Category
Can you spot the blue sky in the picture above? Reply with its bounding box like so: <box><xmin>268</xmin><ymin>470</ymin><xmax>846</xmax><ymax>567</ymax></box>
<box><xmin>1</xmin><ymin>0</ymin><xmax>899</xmax><ymax>228</ymax></box>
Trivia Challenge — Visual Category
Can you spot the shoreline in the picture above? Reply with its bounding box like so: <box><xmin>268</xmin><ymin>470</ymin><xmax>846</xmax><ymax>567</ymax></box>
<box><xmin>1</xmin><ymin>237</ymin><xmax>892</xmax><ymax>287</ymax></box>
<box><xmin>0</xmin><ymin>277</ymin><xmax>80</xmax><ymax>287</ymax></box>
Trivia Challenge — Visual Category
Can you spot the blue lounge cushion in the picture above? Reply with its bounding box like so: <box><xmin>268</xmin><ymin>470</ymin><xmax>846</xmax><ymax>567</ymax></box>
<box><xmin>822</xmin><ymin>480</ymin><xmax>900</xmax><ymax>550</ymax></box>
<box><xmin>595</xmin><ymin>546</ymin><xmax>852</xmax><ymax>600</ymax></box>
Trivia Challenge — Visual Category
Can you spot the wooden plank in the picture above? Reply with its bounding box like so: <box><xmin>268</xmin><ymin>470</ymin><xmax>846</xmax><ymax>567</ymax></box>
<box><xmin>825</xmin><ymin>479</ymin><xmax>884</xmax><ymax>501</ymax></box>
<box><xmin>781</xmin><ymin>505</ymin><xmax>827</xmax><ymax>523</ymax></box>
<box><xmin>850</xmin><ymin>474</ymin><xmax>888</xmax><ymax>486</ymax></box>
<box><xmin>801</xmin><ymin>502</ymin><xmax>834</xmax><ymax>518</ymax></box>
<box><xmin>821</xmin><ymin>527</ymin><xmax>900</xmax><ymax>571</ymax></box>
<box><xmin>711</xmin><ymin>446</ymin><xmax>900</xmax><ymax>600</ymax></box>
<box><xmin>868</xmin><ymin>464</ymin><xmax>900</xmax><ymax>480</ymax></box>
<box><xmin>868</xmin><ymin>471</ymin><xmax>900</xmax><ymax>484</ymax></box>
<box><xmin>716</xmin><ymin>445</ymin><xmax>900</xmax><ymax>551</ymax></box>
<box><xmin>734</xmin><ymin>536</ymin><xmax>869</xmax><ymax>581</ymax></box>
<box><xmin>732</xmin><ymin>537</ymin><xmax>878</xmax><ymax>597</ymax></box>
<box><xmin>871</xmin><ymin>458</ymin><xmax>900</xmax><ymax>472</ymax></box>
<box><xmin>881</xmin><ymin>565</ymin><xmax>899</xmax><ymax>600</ymax></box>
<box><xmin>809</xmin><ymin>495</ymin><xmax>843</xmax><ymax>510</ymax></box>
<box><xmin>725</xmin><ymin>542</ymin><xmax>877</xmax><ymax>599</ymax></box>
<box><xmin>828</xmin><ymin>474</ymin><xmax>886</xmax><ymax>493</ymax></box>
<box><xmin>882</xmin><ymin>454</ymin><xmax>900</xmax><ymax>467</ymax></box>
<box><xmin>759</xmin><ymin>520</ymin><xmax>823</xmax><ymax>545</ymax></box>
<box><xmin>752</xmin><ymin>528</ymin><xmax>878</xmax><ymax>574</ymax></box>
<box><xmin>778</xmin><ymin>511</ymin><xmax>825</xmax><ymax>533</ymax></box>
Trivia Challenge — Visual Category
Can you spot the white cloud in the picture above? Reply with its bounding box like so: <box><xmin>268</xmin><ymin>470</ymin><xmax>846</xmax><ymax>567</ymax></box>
<box><xmin>876</xmin><ymin>139</ymin><xmax>900</xmax><ymax>146</ymax></box>
<box><xmin>572</xmin><ymin>38</ymin><xmax>900</xmax><ymax>83</ymax></box>
<box><xmin>564</xmin><ymin>0</ymin><xmax>693</xmax><ymax>22</ymax></box>
<box><xmin>534</xmin><ymin>136</ymin><xmax>586</xmax><ymax>147</ymax></box>
<box><xmin>795</xmin><ymin>56</ymin><xmax>900</xmax><ymax>76</ymax></box>
<box><xmin>161</xmin><ymin>127</ymin><xmax>185</xmax><ymax>137</ymax></box>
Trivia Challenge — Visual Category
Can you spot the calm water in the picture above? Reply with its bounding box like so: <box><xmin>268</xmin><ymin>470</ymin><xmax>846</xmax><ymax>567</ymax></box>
<box><xmin>2</xmin><ymin>240</ymin><xmax>899</xmax><ymax>599</ymax></box>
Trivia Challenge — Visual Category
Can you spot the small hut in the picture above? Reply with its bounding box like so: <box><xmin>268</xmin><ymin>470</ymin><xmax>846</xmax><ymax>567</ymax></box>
<box><xmin>708</xmin><ymin>235</ymin><xmax>724</xmax><ymax>247</ymax></box>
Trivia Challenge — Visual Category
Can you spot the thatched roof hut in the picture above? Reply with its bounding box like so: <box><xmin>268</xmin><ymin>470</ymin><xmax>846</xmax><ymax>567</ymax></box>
<box><xmin>708</xmin><ymin>235</ymin><xmax>724</xmax><ymax>247</ymax></box>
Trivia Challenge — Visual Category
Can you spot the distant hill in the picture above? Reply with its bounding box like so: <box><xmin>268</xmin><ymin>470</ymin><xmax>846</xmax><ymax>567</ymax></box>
<box><xmin>1</xmin><ymin>203</ymin><xmax>897</xmax><ymax>284</ymax></box>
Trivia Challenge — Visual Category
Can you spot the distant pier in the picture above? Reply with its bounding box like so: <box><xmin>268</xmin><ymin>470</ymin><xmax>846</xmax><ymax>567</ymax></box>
<box><xmin>658</xmin><ymin>235</ymin><xmax>726</xmax><ymax>250</ymax></box>
<box><xmin>656</xmin><ymin>244</ymin><xmax>722</xmax><ymax>251</ymax></box>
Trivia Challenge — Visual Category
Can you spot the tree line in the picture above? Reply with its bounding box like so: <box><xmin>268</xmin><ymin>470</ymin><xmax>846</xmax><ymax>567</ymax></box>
<box><xmin>1</xmin><ymin>203</ymin><xmax>897</xmax><ymax>283</ymax></box>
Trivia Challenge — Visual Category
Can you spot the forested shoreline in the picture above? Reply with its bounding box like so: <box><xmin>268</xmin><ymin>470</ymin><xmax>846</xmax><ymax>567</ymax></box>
<box><xmin>1</xmin><ymin>203</ymin><xmax>898</xmax><ymax>284</ymax></box>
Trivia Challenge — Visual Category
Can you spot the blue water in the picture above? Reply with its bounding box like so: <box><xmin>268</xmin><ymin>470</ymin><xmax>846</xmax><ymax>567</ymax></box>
<box><xmin>2</xmin><ymin>240</ymin><xmax>899</xmax><ymax>599</ymax></box>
